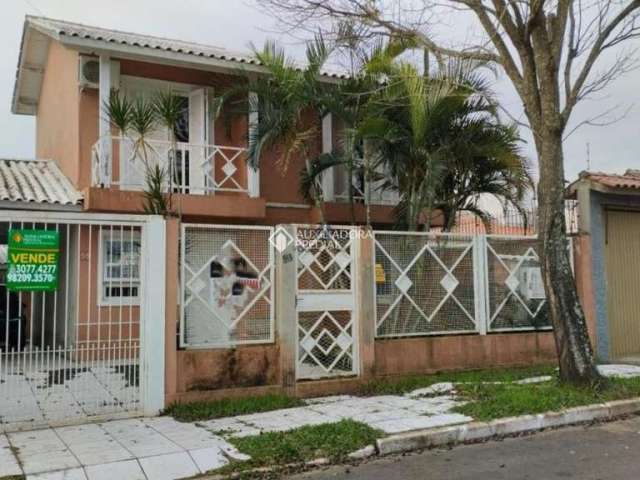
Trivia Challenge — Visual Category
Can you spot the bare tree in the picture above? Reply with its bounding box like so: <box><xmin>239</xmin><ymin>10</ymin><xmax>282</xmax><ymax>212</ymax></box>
<box><xmin>254</xmin><ymin>0</ymin><xmax>640</xmax><ymax>384</ymax></box>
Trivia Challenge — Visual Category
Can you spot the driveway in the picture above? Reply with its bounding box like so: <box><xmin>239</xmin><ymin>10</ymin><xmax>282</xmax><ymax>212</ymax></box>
<box><xmin>289</xmin><ymin>416</ymin><xmax>640</xmax><ymax>480</ymax></box>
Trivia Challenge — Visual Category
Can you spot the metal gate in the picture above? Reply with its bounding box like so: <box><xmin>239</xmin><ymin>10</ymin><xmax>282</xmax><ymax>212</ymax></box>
<box><xmin>0</xmin><ymin>211</ymin><xmax>164</xmax><ymax>432</ymax></box>
<box><xmin>295</xmin><ymin>226</ymin><xmax>358</xmax><ymax>380</ymax></box>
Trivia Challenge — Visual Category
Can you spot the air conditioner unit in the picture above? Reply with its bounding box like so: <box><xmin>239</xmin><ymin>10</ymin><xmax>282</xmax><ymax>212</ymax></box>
<box><xmin>79</xmin><ymin>57</ymin><xmax>100</xmax><ymax>89</ymax></box>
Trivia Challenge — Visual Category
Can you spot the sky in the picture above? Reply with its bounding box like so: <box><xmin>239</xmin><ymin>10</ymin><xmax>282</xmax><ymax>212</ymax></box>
<box><xmin>1</xmin><ymin>0</ymin><xmax>639</xmax><ymax>183</ymax></box>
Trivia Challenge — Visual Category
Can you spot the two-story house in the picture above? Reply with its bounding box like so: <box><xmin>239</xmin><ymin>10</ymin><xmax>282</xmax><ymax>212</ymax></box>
<box><xmin>0</xmin><ymin>17</ymin><xmax>408</xmax><ymax>410</ymax></box>
<box><xmin>12</xmin><ymin>16</ymin><xmax>400</xmax><ymax>226</ymax></box>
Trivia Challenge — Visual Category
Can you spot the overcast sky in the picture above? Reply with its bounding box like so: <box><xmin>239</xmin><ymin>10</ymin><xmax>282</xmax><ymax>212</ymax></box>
<box><xmin>1</xmin><ymin>0</ymin><xmax>638</xmax><ymax>183</ymax></box>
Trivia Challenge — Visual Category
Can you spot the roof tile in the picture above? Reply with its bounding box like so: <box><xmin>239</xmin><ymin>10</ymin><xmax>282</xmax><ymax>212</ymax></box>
<box><xmin>0</xmin><ymin>159</ymin><xmax>82</xmax><ymax>207</ymax></box>
<box><xmin>27</xmin><ymin>16</ymin><xmax>348</xmax><ymax>79</ymax></box>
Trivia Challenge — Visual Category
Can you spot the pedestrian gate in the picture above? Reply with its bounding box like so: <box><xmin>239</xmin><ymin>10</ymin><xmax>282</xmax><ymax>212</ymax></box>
<box><xmin>295</xmin><ymin>226</ymin><xmax>358</xmax><ymax>380</ymax></box>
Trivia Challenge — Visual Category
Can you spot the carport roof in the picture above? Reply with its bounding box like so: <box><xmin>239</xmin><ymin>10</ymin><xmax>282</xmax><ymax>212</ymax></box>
<box><xmin>0</xmin><ymin>159</ymin><xmax>83</xmax><ymax>210</ymax></box>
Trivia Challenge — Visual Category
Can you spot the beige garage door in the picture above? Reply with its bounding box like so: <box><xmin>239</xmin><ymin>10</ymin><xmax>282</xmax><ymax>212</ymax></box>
<box><xmin>605</xmin><ymin>210</ymin><xmax>640</xmax><ymax>359</ymax></box>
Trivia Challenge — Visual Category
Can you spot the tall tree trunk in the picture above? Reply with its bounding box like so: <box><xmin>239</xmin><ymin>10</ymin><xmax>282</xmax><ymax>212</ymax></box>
<box><xmin>537</xmin><ymin>130</ymin><xmax>600</xmax><ymax>385</ymax></box>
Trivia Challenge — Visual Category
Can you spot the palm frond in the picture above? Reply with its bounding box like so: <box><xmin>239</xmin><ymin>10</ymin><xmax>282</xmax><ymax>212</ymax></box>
<box><xmin>103</xmin><ymin>89</ymin><xmax>133</xmax><ymax>134</ymax></box>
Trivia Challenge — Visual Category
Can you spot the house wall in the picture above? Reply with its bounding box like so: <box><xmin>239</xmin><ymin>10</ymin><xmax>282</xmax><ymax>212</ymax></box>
<box><xmin>60</xmin><ymin>55</ymin><xmax>401</xmax><ymax>225</ymax></box>
<box><xmin>36</xmin><ymin>42</ymin><xmax>81</xmax><ymax>185</ymax></box>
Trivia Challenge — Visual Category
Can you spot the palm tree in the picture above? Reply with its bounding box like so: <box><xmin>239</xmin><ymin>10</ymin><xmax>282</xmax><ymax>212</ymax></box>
<box><xmin>434</xmin><ymin>122</ymin><xmax>532</xmax><ymax>232</ymax></box>
<box><xmin>357</xmin><ymin>42</ymin><xmax>531</xmax><ymax>231</ymax></box>
<box><xmin>215</xmin><ymin>36</ymin><xmax>335</xmax><ymax>223</ymax></box>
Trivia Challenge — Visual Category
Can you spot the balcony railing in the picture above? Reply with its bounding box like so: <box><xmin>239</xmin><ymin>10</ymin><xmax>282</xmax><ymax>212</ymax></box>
<box><xmin>92</xmin><ymin>136</ymin><xmax>249</xmax><ymax>195</ymax></box>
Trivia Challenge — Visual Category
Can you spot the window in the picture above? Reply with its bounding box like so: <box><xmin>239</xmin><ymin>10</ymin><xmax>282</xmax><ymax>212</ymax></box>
<box><xmin>100</xmin><ymin>231</ymin><xmax>141</xmax><ymax>305</ymax></box>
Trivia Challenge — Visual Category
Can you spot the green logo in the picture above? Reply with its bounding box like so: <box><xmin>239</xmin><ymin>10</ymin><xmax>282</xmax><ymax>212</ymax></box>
<box><xmin>7</xmin><ymin>229</ymin><xmax>60</xmax><ymax>291</ymax></box>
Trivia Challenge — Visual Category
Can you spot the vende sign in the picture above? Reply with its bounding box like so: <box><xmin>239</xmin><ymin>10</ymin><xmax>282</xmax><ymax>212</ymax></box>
<box><xmin>7</xmin><ymin>229</ymin><xmax>59</xmax><ymax>292</ymax></box>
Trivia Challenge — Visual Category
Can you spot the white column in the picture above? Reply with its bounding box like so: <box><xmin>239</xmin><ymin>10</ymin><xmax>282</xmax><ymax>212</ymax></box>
<box><xmin>141</xmin><ymin>216</ymin><xmax>166</xmax><ymax>415</ymax></box>
<box><xmin>321</xmin><ymin>113</ymin><xmax>335</xmax><ymax>202</ymax></box>
<box><xmin>247</xmin><ymin>91</ymin><xmax>260</xmax><ymax>198</ymax></box>
<box><xmin>99</xmin><ymin>55</ymin><xmax>112</xmax><ymax>186</ymax></box>
<box><xmin>473</xmin><ymin>234</ymin><xmax>489</xmax><ymax>335</ymax></box>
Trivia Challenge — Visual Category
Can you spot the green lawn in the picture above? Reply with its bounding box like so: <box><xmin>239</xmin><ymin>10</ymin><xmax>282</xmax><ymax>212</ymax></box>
<box><xmin>454</xmin><ymin>376</ymin><xmax>640</xmax><ymax>421</ymax></box>
<box><xmin>220</xmin><ymin>420</ymin><xmax>380</xmax><ymax>475</ymax></box>
<box><xmin>357</xmin><ymin>364</ymin><xmax>557</xmax><ymax>396</ymax></box>
<box><xmin>163</xmin><ymin>394</ymin><xmax>304</xmax><ymax>422</ymax></box>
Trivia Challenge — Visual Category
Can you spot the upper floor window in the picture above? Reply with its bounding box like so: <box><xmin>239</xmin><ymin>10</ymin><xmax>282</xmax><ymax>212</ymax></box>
<box><xmin>100</xmin><ymin>231</ymin><xmax>141</xmax><ymax>305</ymax></box>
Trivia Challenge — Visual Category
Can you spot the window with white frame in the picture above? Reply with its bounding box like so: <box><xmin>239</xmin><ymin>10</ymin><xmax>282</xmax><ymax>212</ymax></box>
<box><xmin>100</xmin><ymin>231</ymin><xmax>141</xmax><ymax>305</ymax></box>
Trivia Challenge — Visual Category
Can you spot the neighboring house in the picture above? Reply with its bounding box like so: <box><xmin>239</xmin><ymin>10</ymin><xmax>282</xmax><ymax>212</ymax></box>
<box><xmin>12</xmin><ymin>16</ymin><xmax>400</xmax><ymax>226</ymax></box>
<box><xmin>569</xmin><ymin>169</ymin><xmax>640</xmax><ymax>363</ymax></box>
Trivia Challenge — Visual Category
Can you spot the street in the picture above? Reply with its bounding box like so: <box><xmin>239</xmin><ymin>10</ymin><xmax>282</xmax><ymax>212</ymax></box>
<box><xmin>289</xmin><ymin>416</ymin><xmax>640</xmax><ymax>480</ymax></box>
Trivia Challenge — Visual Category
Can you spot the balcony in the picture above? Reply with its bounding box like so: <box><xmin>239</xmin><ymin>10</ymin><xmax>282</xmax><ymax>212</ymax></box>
<box><xmin>87</xmin><ymin>136</ymin><xmax>265</xmax><ymax>219</ymax></box>
<box><xmin>92</xmin><ymin>136</ymin><xmax>252</xmax><ymax>194</ymax></box>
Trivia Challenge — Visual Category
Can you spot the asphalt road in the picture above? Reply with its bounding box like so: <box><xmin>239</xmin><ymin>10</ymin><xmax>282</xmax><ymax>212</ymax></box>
<box><xmin>288</xmin><ymin>416</ymin><xmax>640</xmax><ymax>480</ymax></box>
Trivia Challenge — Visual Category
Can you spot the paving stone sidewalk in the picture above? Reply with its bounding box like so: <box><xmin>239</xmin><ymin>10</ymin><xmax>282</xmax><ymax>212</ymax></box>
<box><xmin>2</xmin><ymin>364</ymin><xmax>639</xmax><ymax>480</ymax></box>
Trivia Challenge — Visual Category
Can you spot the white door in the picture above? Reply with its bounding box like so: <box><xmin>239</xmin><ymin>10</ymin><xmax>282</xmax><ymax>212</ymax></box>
<box><xmin>188</xmin><ymin>88</ymin><xmax>209</xmax><ymax>194</ymax></box>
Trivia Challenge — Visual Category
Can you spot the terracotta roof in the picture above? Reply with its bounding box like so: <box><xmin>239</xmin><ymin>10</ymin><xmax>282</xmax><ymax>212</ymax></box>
<box><xmin>26</xmin><ymin>16</ymin><xmax>347</xmax><ymax>79</ymax></box>
<box><xmin>580</xmin><ymin>169</ymin><xmax>640</xmax><ymax>190</ymax></box>
<box><xmin>0</xmin><ymin>159</ymin><xmax>83</xmax><ymax>208</ymax></box>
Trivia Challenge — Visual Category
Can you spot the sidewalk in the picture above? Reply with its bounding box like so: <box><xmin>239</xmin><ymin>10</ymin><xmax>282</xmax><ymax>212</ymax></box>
<box><xmin>3</xmin><ymin>364</ymin><xmax>639</xmax><ymax>480</ymax></box>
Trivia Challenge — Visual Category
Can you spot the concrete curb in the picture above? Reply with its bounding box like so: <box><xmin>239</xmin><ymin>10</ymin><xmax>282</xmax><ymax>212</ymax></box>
<box><xmin>200</xmin><ymin>399</ymin><xmax>640</xmax><ymax>478</ymax></box>
<box><xmin>376</xmin><ymin>398</ymin><xmax>640</xmax><ymax>456</ymax></box>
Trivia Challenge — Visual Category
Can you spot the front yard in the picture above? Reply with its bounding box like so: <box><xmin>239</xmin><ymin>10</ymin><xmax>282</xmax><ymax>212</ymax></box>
<box><xmin>160</xmin><ymin>364</ymin><xmax>640</xmax><ymax>477</ymax></box>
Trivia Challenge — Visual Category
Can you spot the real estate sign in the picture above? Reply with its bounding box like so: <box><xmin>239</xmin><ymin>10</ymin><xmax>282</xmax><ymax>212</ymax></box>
<box><xmin>7</xmin><ymin>229</ymin><xmax>60</xmax><ymax>291</ymax></box>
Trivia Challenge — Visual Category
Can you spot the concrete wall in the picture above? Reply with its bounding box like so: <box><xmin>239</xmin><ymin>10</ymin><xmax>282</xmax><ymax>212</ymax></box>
<box><xmin>166</xmin><ymin>332</ymin><xmax>555</xmax><ymax>404</ymax></box>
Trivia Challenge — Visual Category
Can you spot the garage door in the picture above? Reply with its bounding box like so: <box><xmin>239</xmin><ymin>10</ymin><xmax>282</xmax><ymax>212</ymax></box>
<box><xmin>605</xmin><ymin>210</ymin><xmax>640</xmax><ymax>359</ymax></box>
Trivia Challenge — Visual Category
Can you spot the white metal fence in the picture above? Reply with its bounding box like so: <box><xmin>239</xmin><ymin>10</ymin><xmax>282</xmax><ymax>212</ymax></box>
<box><xmin>180</xmin><ymin>224</ymin><xmax>274</xmax><ymax>348</ymax></box>
<box><xmin>0</xmin><ymin>211</ymin><xmax>165</xmax><ymax>432</ymax></box>
<box><xmin>374</xmin><ymin>231</ymin><xmax>553</xmax><ymax>338</ymax></box>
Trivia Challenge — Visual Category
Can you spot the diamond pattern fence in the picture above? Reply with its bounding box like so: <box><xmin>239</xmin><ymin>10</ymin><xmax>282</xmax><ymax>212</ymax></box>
<box><xmin>374</xmin><ymin>232</ymin><xmax>478</xmax><ymax>337</ymax></box>
<box><xmin>297</xmin><ymin>310</ymin><xmax>355</xmax><ymax>379</ymax></box>
<box><xmin>486</xmin><ymin>235</ymin><xmax>551</xmax><ymax>331</ymax></box>
<box><xmin>374</xmin><ymin>232</ymin><xmax>561</xmax><ymax>337</ymax></box>
<box><xmin>180</xmin><ymin>224</ymin><xmax>274</xmax><ymax>348</ymax></box>
<box><xmin>296</xmin><ymin>226</ymin><xmax>353</xmax><ymax>292</ymax></box>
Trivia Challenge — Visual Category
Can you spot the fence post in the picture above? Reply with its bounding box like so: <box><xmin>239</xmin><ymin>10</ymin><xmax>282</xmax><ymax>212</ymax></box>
<box><xmin>274</xmin><ymin>224</ymin><xmax>297</xmax><ymax>393</ymax></box>
<box><xmin>356</xmin><ymin>227</ymin><xmax>376</xmax><ymax>379</ymax></box>
<box><xmin>474</xmin><ymin>234</ymin><xmax>489</xmax><ymax>335</ymax></box>
<box><xmin>164</xmin><ymin>218</ymin><xmax>180</xmax><ymax>405</ymax></box>
<box><xmin>141</xmin><ymin>215</ymin><xmax>166</xmax><ymax>415</ymax></box>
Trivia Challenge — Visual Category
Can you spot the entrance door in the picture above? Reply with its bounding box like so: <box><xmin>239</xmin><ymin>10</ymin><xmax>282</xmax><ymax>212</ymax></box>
<box><xmin>605</xmin><ymin>210</ymin><xmax>640</xmax><ymax>359</ymax></box>
<box><xmin>295</xmin><ymin>226</ymin><xmax>358</xmax><ymax>380</ymax></box>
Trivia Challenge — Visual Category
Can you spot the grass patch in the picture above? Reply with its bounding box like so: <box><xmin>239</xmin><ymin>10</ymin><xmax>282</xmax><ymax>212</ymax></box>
<box><xmin>455</xmin><ymin>376</ymin><xmax>640</xmax><ymax>421</ymax></box>
<box><xmin>163</xmin><ymin>394</ymin><xmax>304</xmax><ymax>422</ymax></box>
<box><xmin>357</xmin><ymin>364</ymin><xmax>556</xmax><ymax>396</ymax></box>
<box><xmin>225</xmin><ymin>420</ymin><xmax>380</xmax><ymax>473</ymax></box>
